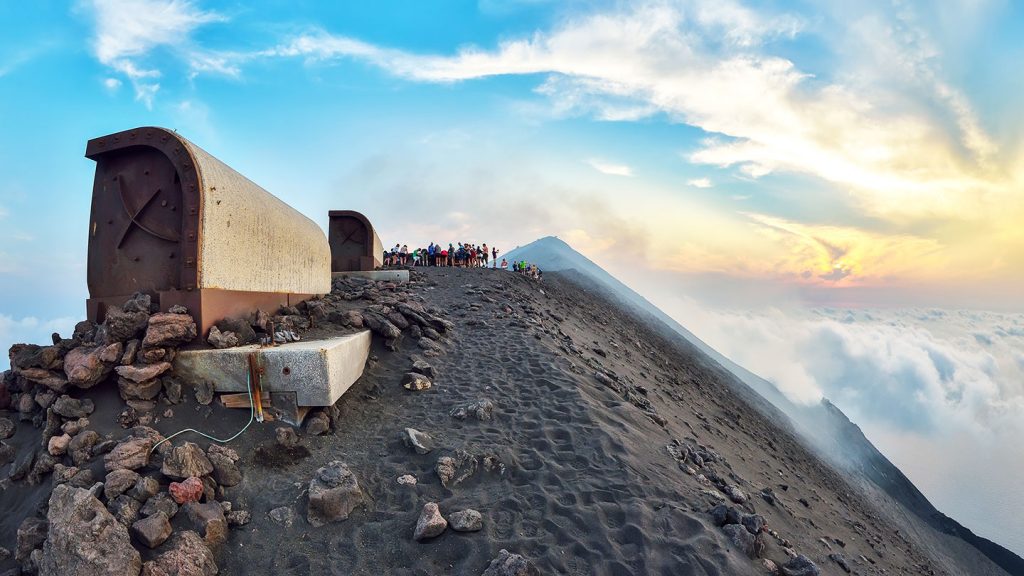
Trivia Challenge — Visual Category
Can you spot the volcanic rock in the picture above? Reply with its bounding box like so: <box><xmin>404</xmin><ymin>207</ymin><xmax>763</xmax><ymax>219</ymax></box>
<box><xmin>307</xmin><ymin>460</ymin><xmax>363</xmax><ymax>527</ymax></box>
<box><xmin>450</xmin><ymin>398</ymin><xmax>495</xmax><ymax>421</ymax></box>
<box><xmin>38</xmin><ymin>484</ymin><xmax>141</xmax><ymax>576</ymax></box>
<box><xmin>104</xmin><ymin>437</ymin><xmax>154</xmax><ymax>471</ymax></box>
<box><xmin>402</xmin><ymin>372</ymin><xmax>431</xmax><ymax>391</ymax></box>
<box><xmin>131</xmin><ymin>512</ymin><xmax>172</xmax><ymax>549</ymax></box>
<box><xmin>183</xmin><ymin>502</ymin><xmax>228</xmax><ymax>546</ymax></box>
<box><xmin>207</xmin><ymin>325</ymin><xmax>239</xmax><ymax>349</ymax></box>
<box><xmin>63</xmin><ymin>346</ymin><xmax>113</xmax><ymax>389</ymax></box>
<box><xmin>481</xmin><ymin>549</ymin><xmax>539</xmax><ymax>576</ymax></box>
<box><xmin>722</xmin><ymin>523</ymin><xmax>757</xmax><ymax>558</ymax></box>
<box><xmin>170</xmin><ymin>477</ymin><xmax>204</xmax><ymax>504</ymax></box>
<box><xmin>402</xmin><ymin>428</ymin><xmax>434</xmax><ymax>454</ymax></box>
<box><xmin>142</xmin><ymin>313</ymin><xmax>197</xmax><ymax>348</ymax></box>
<box><xmin>140</xmin><ymin>492</ymin><xmax>179</xmax><ymax>518</ymax></box>
<box><xmin>15</xmin><ymin>517</ymin><xmax>47</xmax><ymax>563</ymax></box>
<box><xmin>449</xmin><ymin>509</ymin><xmax>483</xmax><ymax>532</ymax></box>
<box><xmin>108</xmin><ymin>494</ymin><xmax>143</xmax><ymax>526</ymax></box>
<box><xmin>140</xmin><ymin>530</ymin><xmax>217</xmax><ymax>576</ymax></box>
<box><xmin>103</xmin><ymin>469</ymin><xmax>141</xmax><ymax>501</ymax></box>
<box><xmin>52</xmin><ymin>395</ymin><xmax>94</xmax><ymax>419</ymax></box>
<box><xmin>115</xmin><ymin>362</ymin><xmax>172</xmax><ymax>383</ymax></box>
<box><xmin>413</xmin><ymin>502</ymin><xmax>447</xmax><ymax>541</ymax></box>
<box><xmin>162</xmin><ymin>442</ymin><xmax>214</xmax><ymax>479</ymax></box>
<box><xmin>781</xmin><ymin>555</ymin><xmax>821</xmax><ymax>576</ymax></box>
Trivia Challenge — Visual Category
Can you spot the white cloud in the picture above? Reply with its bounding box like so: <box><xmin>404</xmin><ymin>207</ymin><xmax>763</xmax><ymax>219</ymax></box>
<box><xmin>103</xmin><ymin>76</ymin><xmax>122</xmax><ymax>91</ymax></box>
<box><xmin>663</xmin><ymin>300</ymin><xmax>1024</xmax><ymax>553</ymax></box>
<box><xmin>85</xmin><ymin>0</ymin><xmax>226</xmax><ymax>106</ymax></box>
<box><xmin>587</xmin><ymin>158</ymin><xmax>633</xmax><ymax>177</ymax></box>
<box><xmin>256</xmin><ymin>1</ymin><xmax>1005</xmax><ymax>223</ymax></box>
<box><xmin>687</xmin><ymin>177</ymin><xmax>712</xmax><ymax>188</ymax></box>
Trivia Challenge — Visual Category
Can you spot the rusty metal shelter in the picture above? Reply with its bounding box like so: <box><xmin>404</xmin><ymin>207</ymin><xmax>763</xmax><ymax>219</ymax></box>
<box><xmin>328</xmin><ymin>210</ymin><xmax>382</xmax><ymax>272</ymax></box>
<box><xmin>85</xmin><ymin>126</ymin><xmax>331</xmax><ymax>335</ymax></box>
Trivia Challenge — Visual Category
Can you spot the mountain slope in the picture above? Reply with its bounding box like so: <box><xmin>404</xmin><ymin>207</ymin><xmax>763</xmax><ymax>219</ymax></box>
<box><xmin>506</xmin><ymin>236</ymin><xmax>1024</xmax><ymax>575</ymax></box>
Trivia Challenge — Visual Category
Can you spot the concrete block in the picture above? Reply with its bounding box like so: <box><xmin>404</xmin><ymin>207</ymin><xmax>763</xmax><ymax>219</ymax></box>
<box><xmin>332</xmin><ymin>270</ymin><xmax>409</xmax><ymax>283</ymax></box>
<box><xmin>173</xmin><ymin>331</ymin><xmax>371</xmax><ymax>406</ymax></box>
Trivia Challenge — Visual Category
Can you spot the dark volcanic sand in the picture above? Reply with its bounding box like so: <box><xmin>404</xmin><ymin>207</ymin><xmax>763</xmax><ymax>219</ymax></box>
<box><xmin>1</xmin><ymin>267</ymin><xmax>1010</xmax><ymax>576</ymax></box>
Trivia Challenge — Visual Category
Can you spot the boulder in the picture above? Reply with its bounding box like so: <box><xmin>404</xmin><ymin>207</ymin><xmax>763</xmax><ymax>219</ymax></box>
<box><xmin>140</xmin><ymin>492</ymin><xmax>179</xmax><ymax>518</ymax></box>
<box><xmin>15</xmin><ymin>517</ymin><xmax>47</xmax><ymax>563</ymax></box>
<box><xmin>410</xmin><ymin>359</ymin><xmax>436</xmax><ymax>378</ymax></box>
<box><xmin>117</xmin><ymin>377</ymin><xmax>163</xmax><ymax>401</ymax></box>
<box><xmin>104</xmin><ymin>436</ymin><xmax>154</xmax><ymax>471</ymax></box>
<box><xmin>481</xmin><ymin>550</ymin><xmax>539</xmax><ymax>576</ymax></box>
<box><xmin>206</xmin><ymin>326</ymin><xmax>239</xmax><ymax>349</ymax></box>
<box><xmin>161</xmin><ymin>442</ymin><xmax>214</xmax><ymax>479</ymax></box>
<box><xmin>722</xmin><ymin>524</ymin><xmax>757</xmax><ymax>558</ymax></box>
<box><xmin>52</xmin><ymin>396</ymin><xmax>95</xmax><ymax>419</ymax></box>
<box><xmin>208</xmin><ymin>451</ymin><xmax>241</xmax><ymax>487</ymax></box>
<box><xmin>402</xmin><ymin>372</ymin><xmax>432</xmax><ymax>391</ymax></box>
<box><xmin>413</xmin><ymin>502</ymin><xmax>447</xmax><ymax>541</ymax></box>
<box><xmin>450</xmin><ymin>398</ymin><xmax>495</xmax><ymax>421</ymax></box>
<box><xmin>129</xmin><ymin>476</ymin><xmax>161</xmax><ymax>502</ymax></box>
<box><xmin>68</xmin><ymin>430</ymin><xmax>100</xmax><ymax>466</ymax></box>
<box><xmin>142</xmin><ymin>313</ymin><xmax>197</xmax><ymax>348</ymax></box>
<box><xmin>449</xmin><ymin>509</ymin><xmax>483</xmax><ymax>532</ymax></box>
<box><xmin>115</xmin><ymin>362</ymin><xmax>172</xmax><ymax>383</ymax></box>
<box><xmin>108</xmin><ymin>494</ymin><xmax>142</xmax><ymax>527</ymax></box>
<box><xmin>305</xmin><ymin>411</ymin><xmax>330</xmax><ymax>436</ymax></box>
<box><xmin>63</xmin><ymin>346</ymin><xmax>113</xmax><ymax>389</ymax></box>
<box><xmin>103</xmin><ymin>469</ymin><xmax>141</xmax><ymax>501</ymax></box>
<box><xmin>131</xmin><ymin>512</ymin><xmax>172</xmax><ymax>549</ymax></box>
<box><xmin>741</xmin><ymin>513</ymin><xmax>766</xmax><ymax>535</ymax></box>
<box><xmin>103</xmin><ymin>304</ymin><xmax>150</xmax><ymax>342</ymax></box>
<box><xmin>37</xmin><ymin>484</ymin><xmax>141</xmax><ymax>576</ymax></box>
<box><xmin>169</xmin><ymin>477</ymin><xmax>204</xmax><ymax>504</ymax></box>
<box><xmin>307</xmin><ymin>460</ymin><xmax>363</xmax><ymax>527</ymax></box>
<box><xmin>269</xmin><ymin>506</ymin><xmax>296</xmax><ymax>527</ymax></box>
<box><xmin>18</xmin><ymin>368</ymin><xmax>68</xmax><ymax>393</ymax></box>
<box><xmin>781</xmin><ymin>555</ymin><xmax>820</xmax><ymax>576</ymax></box>
<box><xmin>140</xmin><ymin>530</ymin><xmax>217</xmax><ymax>576</ymax></box>
<box><xmin>47</xmin><ymin>433</ymin><xmax>72</xmax><ymax>456</ymax></box>
<box><xmin>183</xmin><ymin>502</ymin><xmax>228</xmax><ymax>546</ymax></box>
<box><xmin>402</xmin><ymin>428</ymin><xmax>434</xmax><ymax>454</ymax></box>
<box><xmin>0</xmin><ymin>417</ymin><xmax>13</xmax><ymax>440</ymax></box>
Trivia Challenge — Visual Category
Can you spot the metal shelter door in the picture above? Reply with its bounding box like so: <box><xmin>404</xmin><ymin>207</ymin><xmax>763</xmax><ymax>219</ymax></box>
<box><xmin>87</xmin><ymin>146</ymin><xmax>184</xmax><ymax>300</ymax></box>
<box><xmin>329</xmin><ymin>215</ymin><xmax>369</xmax><ymax>272</ymax></box>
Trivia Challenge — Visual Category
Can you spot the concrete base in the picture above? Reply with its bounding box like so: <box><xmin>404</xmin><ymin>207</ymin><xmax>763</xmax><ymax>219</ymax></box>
<box><xmin>332</xmin><ymin>270</ymin><xmax>409</xmax><ymax>283</ymax></box>
<box><xmin>173</xmin><ymin>331</ymin><xmax>371</xmax><ymax>406</ymax></box>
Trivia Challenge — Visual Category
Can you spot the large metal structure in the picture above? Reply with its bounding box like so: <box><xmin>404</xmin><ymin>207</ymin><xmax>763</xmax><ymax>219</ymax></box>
<box><xmin>85</xmin><ymin>126</ymin><xmax>331</xmax><ymax>335</ymax></box>
<box><xmin>328</xmin><ymin>210</ymin><xmax>382</xmax><ymax>272</ymax></box>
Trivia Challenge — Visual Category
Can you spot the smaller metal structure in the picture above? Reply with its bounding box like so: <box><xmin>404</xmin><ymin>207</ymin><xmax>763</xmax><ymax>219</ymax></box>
<box><xmin>328</xmin><ymin>210</ymin><xmax>382</xmax><ymax>272</ymax></box>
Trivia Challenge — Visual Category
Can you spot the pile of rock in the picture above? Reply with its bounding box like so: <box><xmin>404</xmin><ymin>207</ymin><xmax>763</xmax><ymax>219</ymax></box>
<box><xmin>4</xmin><ymin>293</ymin><xmax>196</xmax><ymax>439</ymax></box>
<box><xmin>17</xmin><ymin>428</ymin><xmax>249</xmax><ymax>575</ymax></box>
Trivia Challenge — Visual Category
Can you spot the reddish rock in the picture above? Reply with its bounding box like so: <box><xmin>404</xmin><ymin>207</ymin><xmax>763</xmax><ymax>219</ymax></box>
<box><xmin>63</xmin><ymin>346</ymin><xmax>114</xmax><ymax>389</ymax></box>
<box><xmin>142</xmin><ymin>314</ymin><xmax>197</xmax><ymax>348</ymax></box>
<box><xmin>98</xmin><ymin>342</ymin><xmax>124</xmax><ymax>363</ymax></box>
<box><xmin>169</xmin><ymin>477</ymin><xmax>204</xmax><ymax>505</ymax></box>
<box><xmin>115</xmin><ymin>362</ymin><xmax>172</xmax><ymax>384</ymax></box>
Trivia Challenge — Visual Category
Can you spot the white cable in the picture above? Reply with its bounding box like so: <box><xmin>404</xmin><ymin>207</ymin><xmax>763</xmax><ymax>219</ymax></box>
<box><xmin>150</xmin><ymin>372</ymin><xmax>255</xmax><ymax>454</ymax></box>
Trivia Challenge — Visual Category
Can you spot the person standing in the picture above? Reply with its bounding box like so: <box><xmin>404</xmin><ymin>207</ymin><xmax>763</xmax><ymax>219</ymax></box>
<box><xmin>492</xmin><ymin>246</ymin><xmax>498</xmax><ymax>268</ymax></box>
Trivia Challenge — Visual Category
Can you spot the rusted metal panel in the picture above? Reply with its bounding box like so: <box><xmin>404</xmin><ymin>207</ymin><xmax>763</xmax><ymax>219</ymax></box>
<box><xmin>328</xmin><ymin>210</ymin><xmax>382</xmax><ymax>272</ymax></box>
<box><xmin>85</xmin><ymin>126</ymin><xmax>329</xmax><ymax>336</ymax></box>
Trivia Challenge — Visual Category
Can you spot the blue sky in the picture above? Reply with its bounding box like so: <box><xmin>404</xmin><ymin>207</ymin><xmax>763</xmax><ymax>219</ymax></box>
<box><xmin>2</xmin><ymin>0</ymin><xmax>1024</xmax><ymax>553</ymax></box>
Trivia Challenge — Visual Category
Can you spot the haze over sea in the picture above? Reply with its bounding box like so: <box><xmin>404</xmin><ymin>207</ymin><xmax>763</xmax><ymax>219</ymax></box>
<box><xmin>2</xmin><ymin>0</ymin><xmax>1023</xmax><ymax>558</ymax></box>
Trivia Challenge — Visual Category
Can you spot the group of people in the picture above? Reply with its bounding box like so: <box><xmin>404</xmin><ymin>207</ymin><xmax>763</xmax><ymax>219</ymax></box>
<box><xmin>384</xmin><ymin>243</ymin><xmax>499</xmax><ymax>268</ymax></box>
<box><xmin>511</xmin><ymin>260</ymin><xmax>542</xmax><ymax>280</ymax></box>
<box><xmin>381</xmin><ymin>242</ymin><xmax>543</xmax><ymax>280</ymax></box>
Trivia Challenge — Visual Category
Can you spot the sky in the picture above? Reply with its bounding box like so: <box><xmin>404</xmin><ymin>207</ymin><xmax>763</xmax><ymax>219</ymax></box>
<box><xmin>1</xmin><ymin>0</ymin><xmax>1023</xmax><ymax>556</ymax></box>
